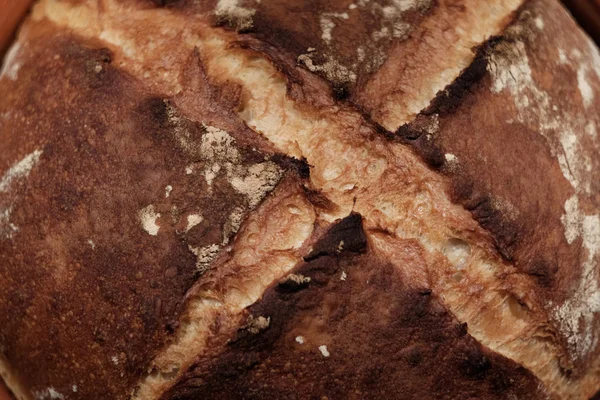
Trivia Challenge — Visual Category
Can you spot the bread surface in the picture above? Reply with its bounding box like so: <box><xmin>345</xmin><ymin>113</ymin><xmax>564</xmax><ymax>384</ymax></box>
<box><xmin>0</xmin><ymin>0</ymin><xmax>599</xmax><ymax>399</ymax></box>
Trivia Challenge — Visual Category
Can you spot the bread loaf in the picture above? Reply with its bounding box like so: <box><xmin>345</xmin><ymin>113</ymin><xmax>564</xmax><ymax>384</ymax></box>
<box><xmin>0</xmin><ymin>0</ymin><xmax>599</xmax><ymax>399</ymax></box>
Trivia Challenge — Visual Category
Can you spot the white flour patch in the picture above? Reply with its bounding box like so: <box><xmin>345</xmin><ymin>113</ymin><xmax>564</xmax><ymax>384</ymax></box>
<box><xmin>165</xmin><ymin>185</ymin><xmax>173</xmax><ymax>198</ymax></box>
<box><xmin>320</xmin><ymin>13</ymin><xmax>349</xmax><ymax>44</ymax></box>
<box><xmin>138</xmin><ymin>205</ymin><xmax>161</xmax><ymax>236</ymax></box>
<box><xmin>585</xmin><ymin>122</ymin><xmax>596</xmax><ymax>138</ymax></box>
<box><xmin>558</xmin><ymin>48</ymin><xmax>567</xmax><ymax>64</ymax></box>
<box><xmin>185</xmin><ymin>213</ymin><xmax>204</xmax><ymax>233</ymax></box>
<box><xmin>588</xmin><ymin>37</ymin><xmax>600</xmax><ymax>79</ymax></box>
<box><xmin>488</xmin><ymin>41</ymin><xmax>533</xmax><ymax>99</ymax></box>
<box><xmin>0</xmin><ymin>150</ymin><xmax>43</xmax><ymax>239</ymax></box>
<box><xmin>215</xmin><ymin>0</ymin><xmax>256</xmax><ymax>31</ymax></box>
<box><xmin>318</xmin><ymin>345</ymin><xmax>330</xmax><ymax>357</ymax></box>
<box><xmin>0</xmin><ymin>150</ymin><xmax>43</xmax><ymax>193</ymax></box>
<box><xmin>204</xmin><ymin>163</ymin><xmax>221</xmax><ymax>187</ymax></box>
<box><xmin>300</xmin><ymin>0</ymin><xmax>429</xmax><ymax>87</ymax></box>
<box><xmin>0</xmin><ymin>206</ymin><xmax>19</xmax><ymax>239</ymax></box>
<box><xmin>190</xmin><ymin>243</ymin><xmax>220</xmax><ymax>272</ymax></box>
<box><xmin>577</xmin><ymin>67</ymin><xmax>594</xmax><ymax>108</ymax></box>
<box><xmin>0</xmin><ymin>42</ymin><xmax>22</xmax><ymax>81</ymax></box>
<box><xmin>295</xmin><ymin>335</ymin><xmax>305</xmax><ymax>344</ymax></box>
<box><xmin>561</xmin><ymin>196</ymin><xmax>581</xmax><ymax>245</ymax></box>
<box><xmin>444</xmin><ymin>153</ymin><xmax>457</xmax><ymax>163</ymax></box>
<box><xmin>197</xmin><ymin>124</ymin><xmax>282</xmax><ymax>206</ymax></box>
<box><xmin>222</xmin><ymin>207</ymin><xmax>245</xmax><ymax>245</ymax></box>
<box><xmin>554</xmin><ymin>212</ymin><xmax>600</xmax><ymax>358</ymax></box>
<box><xmin>229</xmin><ymin>162</ymin><xmax>282</xmax><ymax>207</ymax></box>
<box><xmin>297</xmin><ymin>53</ymin><xmax>358</xmax><ymax>84</ymax></box>
<box><xmin>34</xmin><ymin>388</ymin><xmax>65</xmax><ymax>400</ymax></box>
<box><xmin>200</xmin><ymin>125</ymin><xmax>241</xmax><ymax>163</ymax></box>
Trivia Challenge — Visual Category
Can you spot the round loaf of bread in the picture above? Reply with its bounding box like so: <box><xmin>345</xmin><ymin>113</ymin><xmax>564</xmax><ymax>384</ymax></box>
<box><xmin>1</xmin><ymin>1</ymin><xmax>599</xmax><ymax>399</ymax></box>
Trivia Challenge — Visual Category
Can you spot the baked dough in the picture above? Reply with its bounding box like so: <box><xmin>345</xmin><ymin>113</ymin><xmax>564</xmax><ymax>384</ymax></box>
<box><xmin>0</xmin><ymin>0</ymin><xmax>599</xmax><ymax>399</ymax></box>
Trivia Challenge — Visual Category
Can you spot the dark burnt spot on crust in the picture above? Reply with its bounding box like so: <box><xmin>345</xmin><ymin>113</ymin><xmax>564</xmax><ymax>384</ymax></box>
<box><xmin>422</xmin><ymin>37</ymin><xmax>503</xmax><ymax>117</ymax></box>
<box><xmin>395</xmin><ymin>119</ymin><xmax>446</xmax><ymax>168</ymax></box>
<box><xmin>332</xmin><ymin>85</ymin><xmax>350</xmax><ymax>101</ymax></box>
<box><xmin>304</xmin><ymin>212</ymin><xmax>367</xmax><ymax>261</ymax></box>
<box><xmin>162</xmin><ymin>214</ymin><xmax>546</xmax><ymax>400</ymax></box>
<box><xmin>150</xmin><ymin>0</ymin><xmax>182</xmax><ymax>7</ymax></box>
<box><xmin>459</xmin><ymin>345</ymin><xmax>492</xmax><ymax>378</ymax></box>
<box><xmin>451</xmin><ymin>182</ymin><xmax>520</xmax><ymax>261</ymax></box>
<box><xmin>270</xmin><ymin>154</ymin><xmax>310</xmax><ymax>179</ymax></box>
<box><xmin>301</xmin><ymin>186</ymin><xmax>337</xmax><ymax>212</ymax></box>
<box><xmin>144</xmin><ymin>97</ymin><xmax>170</xmax><ymax>128</ymax></box>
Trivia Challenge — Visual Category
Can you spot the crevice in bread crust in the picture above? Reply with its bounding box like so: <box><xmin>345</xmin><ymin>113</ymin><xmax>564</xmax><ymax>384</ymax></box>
<box><xmin>132</xmin><ymin>176</ymin><xmax>319</xmax><ymax>400</ymax></box>
<box><xmin>14</xmin><ymin>1</ymin><xmax>599</xmax><ymax>399</ymax></box>
<box><xmin>355</xmin><ymin>0</ymin><xmax>526</xmax><ymax>131</ymax></box>
<box><xmin>179</xmin><ymin>23</ymin><xmax>599</xmax><ymax>400</ymax></box>
<box><xmin>394</xmin><ymin>0</ymin><xmax>600</xmax><ymax>385</ymax></box>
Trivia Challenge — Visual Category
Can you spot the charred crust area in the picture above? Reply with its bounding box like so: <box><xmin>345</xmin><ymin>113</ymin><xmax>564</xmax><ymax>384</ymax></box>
<box><xmin>395</xmin><ymin>36</ymin><xmax>505</xmax><ymax>142</ymax></box>
<box><xmin>162</xmin><ymin>214</ymin><xmax>546</xmax><ymax>400</ymax></box>
<box><xmin>450</xmin><ymin>182</ymin><xmax>521</xmax><ymax>262</ymax></box>
<box><xmin>304</xmin><ymin>213</ymin><xmax>367</xmax><ymax>261</ymax></box>
<box><xmin>150</xmin><ymin>0</ymin><xmax>182</xmax><ymax>6</ymax></box>
<box><xmin>422</xmin><ymin>37</ymin><xmax>503</xmax><ymax>117</ymax></box>
<box><xmin>270</xmin><ymin>154</ymin><xmax>311</xmax><ymax>179</ymax></box>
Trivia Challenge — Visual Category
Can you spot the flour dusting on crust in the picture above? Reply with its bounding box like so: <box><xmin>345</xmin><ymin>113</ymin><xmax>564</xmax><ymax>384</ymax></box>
<box><xmin>215</xmin><ymin>0</ymin><xmax>256</xmax><ymax>31</ymax></box>
<box><xmin>0</xmin><ymin>150</ymin><xmax>43</xmax><ymax>193</ymax></box>
<box><xmin>0</xmin><ymin>150</ymin><xmax>43</xmax><ymax>239</ymax></box>
<box><xmin>138</xmin><ymin>205</ymin><xmax>161</xmax><ymax>236</ymax></box>
<box><xmin>298</xmin><ymin>0</ymin><xmax>431</xmax><ymax>87</ymax></box>
<box><xmin>0</xmin><ymin>42</ymin><xmax>23</xmax><ymax>81</ymax></box>
<box><xmin>488</xmin><ymin>12</ymin><xmax>600</xmax><ymax>360</ymax></box>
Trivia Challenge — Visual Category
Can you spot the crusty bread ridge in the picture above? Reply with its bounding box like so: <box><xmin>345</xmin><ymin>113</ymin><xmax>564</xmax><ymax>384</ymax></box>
<box><xmin>0</xmin><ymin>0</ymin><xmax>599</xmax><ymax>399</ymax></box>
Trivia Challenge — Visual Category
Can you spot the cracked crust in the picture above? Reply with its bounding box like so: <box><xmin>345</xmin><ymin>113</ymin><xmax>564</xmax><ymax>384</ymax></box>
<box><xmin>0</xmin><ymin>21</ymin><xmax>309</xmax><ymax>400</ymax></box>
<box><xmin>396</xmin><ymin>0</ymin><xmax>600</xmax><ymax>377</ymax></box>
<box><xmin>162</xmin><ymin>215</ymin><xmax>546</xmax><ymax>400</ymax></box>
<box><xmin>1</xmin><ymin>0</ymin><xmax>599</xmax><ymax>399</ymax></box>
